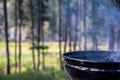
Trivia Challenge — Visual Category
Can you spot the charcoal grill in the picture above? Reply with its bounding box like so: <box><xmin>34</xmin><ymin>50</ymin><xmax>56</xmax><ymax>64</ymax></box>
<box><xmin>63</xmin><ymin>51</ymin><xmax>120</xmax><ymax>80</ymax></box>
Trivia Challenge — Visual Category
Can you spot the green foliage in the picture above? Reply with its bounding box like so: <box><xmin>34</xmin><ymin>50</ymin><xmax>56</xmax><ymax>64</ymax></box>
<box><xmin>0</xmin><ymin>42</ymin><xmax>71</xmax><ymax>80</ymax></box>
<box><xmin>0</xmin><ymin>40</ymin><xmax>109</xmax><ymax>80</ymax></box>
<box><xmin>8</xmin><ymin>0</ymin><xmax>59</xmax><ymax>40</ymax></box>
<box><xmin>31</xmin><ymin>46</ymin><xmax>48</xmax><ymax>49</ymax></box>
<box><xmin>0</xmin><ymin>68</ymin><xmax>69</xmax><ymax>80</ymax></box>
<box><xmin>9</xmin><ymin>0</ymin><xmax>50</xmax><ymax>24</ymax></box>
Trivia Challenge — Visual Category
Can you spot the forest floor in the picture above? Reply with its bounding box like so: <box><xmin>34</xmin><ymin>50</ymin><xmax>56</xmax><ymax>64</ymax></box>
<box><xmin>0</xmin><ymin>70</ymin><xmax>69</xmax><ymax>80</ymax></box>
<box><xmin>0</xmin><ymin>42</ymin><xmax>70</xmax><ymax>80</ymax></box>
<box><xmin>0</xmin><ymin>42</ymin><xmax>108</xmax><ymax>80</ymax></box>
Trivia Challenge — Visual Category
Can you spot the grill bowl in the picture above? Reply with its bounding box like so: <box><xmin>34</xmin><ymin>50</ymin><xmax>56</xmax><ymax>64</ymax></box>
<box><xmin>63</xmin><ymin>51</ymin><xmax>120</xmax><ymax>80</ymax></box>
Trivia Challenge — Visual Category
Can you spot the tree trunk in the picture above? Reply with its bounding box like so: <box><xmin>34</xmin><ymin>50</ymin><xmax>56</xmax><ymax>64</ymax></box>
<box><xmin>41</xmin><ymin>0</ymin><xmax>45</xmax><ymax>70</ymax></box>
<box><xmin>42</xmin><ymin>51</ymin><xmax>45</xmax><ymax>70</ymax></box>
<box><xmin>78</xmin><ymin>1</ymin><xmax>82</xmax><ymax>50</ymax></box>
<box><xmin>3</xmin><ymin>0</ymin><xmax>10</xmax><ymax>75</ymax></box>
<box><xmin>14</xmin><ymin>0</ymin><xmax>18</xmax><ymax>73</ymax></box>
<box><xmin>91</xmin><ymin>35</ymin><xmax>98</xmax><ymax>50</ymax></box>
<box><xmin>30</xmin><ymin>0</ymin><xmax>36</xmax><ymax>71</ymax></box>
<box><xmin>91</xmin><ymin>0</ymin><xmax>99</xmax><ymax>50</ymax></box>
<box><xmin>68</xmin><ymin>27</ymin><xmax>72</xmax><ymax>52</ymax></box>
<box><xmin>109</xmin><ymin>27</ymin><xmax>115</xmax><ymax>50</ymax></box>
<box><xmin>18</xmin><ymin>0</ymin><xmax>22</xmax><ymax>73</ymax></box>
<box><xmin>74</xmin><ymin>0</ymin><xmax>79</xmax><ymax>51</ymax></box>
<box><xmin>68</xmin><ymin>3</ymin><xmax>72</xmax><ymax>52</ymax></box>
<box><xmin>37</xmin><ymin>0</ymin><xmax>41</xmax><ymax>70</ymax></box>
<box><xmin>118</xmin><ymin>29</ymin><xmax>120</xmax><ymax>50</ymax></box>
<box><xmin>58</xmin><ymin>0</ymin><xmax>64</xmax><ymax>70</ymax></box>
<box><xmin>64</xmin><ymin>2</ymin><xmax>68</xmax><ymax>53</ymax></box>
<box><xmin>83</xmin><ymin>0</ymin><xmax>87</xmax><ymax>50</ymax></box>
<box><xmin>41</xmin><ymin>22</ymin><xmax>45</xmax><ymax>70</ymax></box>
<box><xmin>64</xmin><ymin>0</ymin><xmax>72</xmax><ymax>52</ymax></box>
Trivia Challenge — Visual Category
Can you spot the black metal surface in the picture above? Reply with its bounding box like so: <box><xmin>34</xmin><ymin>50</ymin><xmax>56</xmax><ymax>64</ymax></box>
<box><xmin>63</xmin><ymin>51</ymin><xmax>120</xmax><ymax>80</ymax></box>
<box><xmin>65</xmin><ymin>64</ymin><xmax>120</xmax><ymax>80</ymax></box>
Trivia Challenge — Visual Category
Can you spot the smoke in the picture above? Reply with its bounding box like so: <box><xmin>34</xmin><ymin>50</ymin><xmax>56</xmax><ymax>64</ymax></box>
<box><xmin>95</xmin><ymin>0</ymin><xmax>120</xmax><ymax>27</ymax></box>
<box><xmin>107</xmin><ymin>52</ymin><xmax>120</xmax><ymax>62</ymax></box>
<box><xmin>90</xmin><ymin>0</ymin><xmax>120</xmax><ymax>62</ymax></box>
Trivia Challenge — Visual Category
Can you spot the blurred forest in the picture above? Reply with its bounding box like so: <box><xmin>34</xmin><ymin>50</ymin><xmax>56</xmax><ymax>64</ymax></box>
<box><xmin>0</xmin><ymin>0</ymin><xmax>119</xmax><ymax>49</ymax></box>
<box><xmin>0</xmin><ymin>0</ymin><xmax>120</xmax><ymax>80</ymax></box>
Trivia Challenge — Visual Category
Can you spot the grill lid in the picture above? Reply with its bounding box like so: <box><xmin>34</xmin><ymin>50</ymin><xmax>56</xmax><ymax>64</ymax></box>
<box><xmin>63</xmin><ymin>51</ymin><xmax>120</xmax><ymax>69</ymax></box>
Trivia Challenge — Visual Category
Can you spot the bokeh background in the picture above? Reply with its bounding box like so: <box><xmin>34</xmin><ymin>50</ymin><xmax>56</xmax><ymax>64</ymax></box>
<box><xmin>0</xmin><ymin>0</ymin><xmax>120</xmax><ymax>80</ymax></box>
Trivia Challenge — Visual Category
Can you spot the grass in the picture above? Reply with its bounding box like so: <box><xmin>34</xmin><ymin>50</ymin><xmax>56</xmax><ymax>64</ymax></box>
<box><xmin>0</xmin><ymin>41</ymin><xmax>108</xmax><ymax>80</ymax></box>
<box><xmin>0</xmin><ymin>70</ymin><xmax>69</xmax><ymax>80</ymax></box>
<box><xmin>0</xmin><ymin>42</ymin><xmax>70</xmax><ymax>80</ymax></box>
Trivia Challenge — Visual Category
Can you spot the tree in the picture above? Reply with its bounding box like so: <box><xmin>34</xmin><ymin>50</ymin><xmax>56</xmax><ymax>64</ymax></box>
<box><xmin>91</xmin><ymin>0</ymin><xmax>99</xmax><ymax>50</ymax></box>
<box><xmin>109</xmin><ymin>26</ymin><xmax>115</xmax><ymax>50</ymax></box>
<box><xmin>30</xmin><ymin>0</ymin><xmax>36</xmax><ymax>70</ymax></box>
<box><xmin>14</xmin><ymin>0</ymin><xmax>18</xmax><ymax>73</ymax></box>
<box><xmin>9</xmin><ymin>0</ymin><xmax>50</xmax><ymax>71</ymax></box>
<box><xmin>82</xmin><ymin>0</ymin><xmax>87</xmax><ymax>50</ymax></box>
<box><xmin>64</xmin><ymin>0</ymin><xmax>72</xmax><ymax>52</ymax></box>
<box><xmin>58</xmin><ymin>0</ymin><xmax>64</xmax><ymax>70</ymax></box>
<box><xmin>18</xmin><ymin>0</ymin><xmax>23</xmax><ymax>73</ymax></box>
<box><xmin>3</xmin><ymin>0</ymin><xmax>10</xmax><ymax>74</ymax></box>
<box><xmin>35</xmin><ymin>0</ymin><xmax>49</xmax><ymax>70</ymax></box>
<box><xmin>74</xmin><ymin>0</ymin><xmax>80</xmax><ymax>51</ymax></box>
<box><xmin>36</xmin><ymin>0</ymin><xmax>41</xmax><ymax>71</ymax></box>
